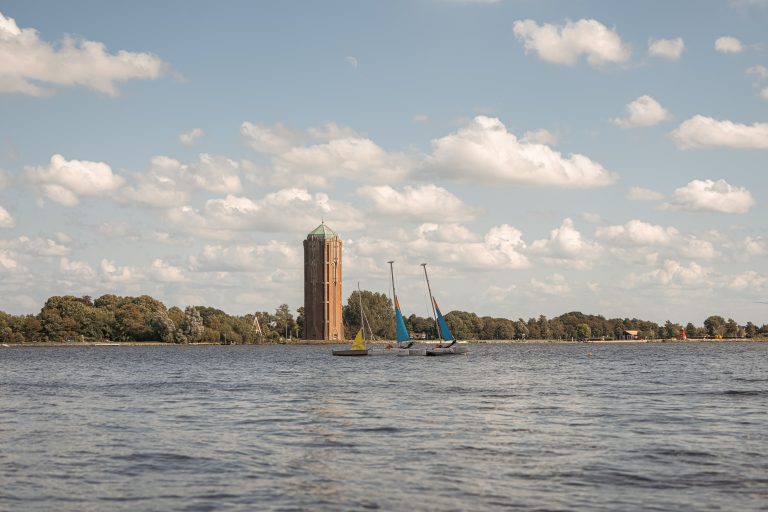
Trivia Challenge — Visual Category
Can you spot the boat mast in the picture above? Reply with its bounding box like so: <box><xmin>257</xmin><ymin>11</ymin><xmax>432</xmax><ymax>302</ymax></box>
<box><xmin>388</xmin><ymin>260</ymin><xmax>396</xmax><ymax>303</ymax></box>
<box><xmin>421</xmin><ymin>263</ymin><xmax>442</xmax><ymax>340</ymax></box>
<box><xmin>388</xmin><ymin>260</ymin><xmax>398</xmax><ymax>340</ymax></box>
<box><xmin>357</xmin><ymin>281</ymin><xmax>365</xmax><ymax>342</ymax></box>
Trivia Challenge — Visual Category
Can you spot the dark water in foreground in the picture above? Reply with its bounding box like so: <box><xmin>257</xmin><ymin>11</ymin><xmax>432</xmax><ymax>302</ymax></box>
<box><xmin>1</xmin><ymin>343</ymin><xmax>766</xmax><ymax>511</ymax></box>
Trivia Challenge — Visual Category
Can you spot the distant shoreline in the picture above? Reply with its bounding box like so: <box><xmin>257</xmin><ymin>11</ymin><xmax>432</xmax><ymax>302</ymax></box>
<box><xmin>2</xmin><ymin>338</ymin><xmax>765</xmax><ymax>348</ymax></box>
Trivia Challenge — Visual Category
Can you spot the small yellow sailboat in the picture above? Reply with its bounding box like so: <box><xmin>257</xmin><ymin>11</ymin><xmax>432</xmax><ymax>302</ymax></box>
<box><xmin>350</xmin><ymin>328</ymin><xmax>366</xmax><ymax>350</ymax></box>
<box><xmin>332</xmin><ymin>283</ymin><xmax>371</xmax><ymax>356</ymax></box>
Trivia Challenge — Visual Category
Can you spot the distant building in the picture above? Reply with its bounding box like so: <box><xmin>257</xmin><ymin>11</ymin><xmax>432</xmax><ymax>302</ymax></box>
<box><xmin>622</xmin><ymin>329</ymin><xmax>639</xmax><ymax>340</ymax></box>
<box><xmin>303</xmin><ymin>222</ymin><xmax>344</xmax><ymax>341</ymax></box>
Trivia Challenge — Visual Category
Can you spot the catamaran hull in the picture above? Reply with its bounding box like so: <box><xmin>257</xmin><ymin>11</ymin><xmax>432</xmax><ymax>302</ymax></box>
<box><xmin>332</xmin><ymin>347</ymin><xmax>448</xmax><ymax>356</ymax></box>
<box><xmin>332</xmin><ymin>348</ymin><xmax>415</xmax><ymax>356</ymax></box>
<box><xmin>425</xmin><ymin>346</ymin><xmax>469</xmax><ymax>356</ymax></box>
<box><xmin>332</xmin><ymin>349</ymin><xmax>370</xmax><ymax>356</ymax></box>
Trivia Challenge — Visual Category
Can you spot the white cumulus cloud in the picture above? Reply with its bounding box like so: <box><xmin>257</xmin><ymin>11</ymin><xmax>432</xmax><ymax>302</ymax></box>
<box><xmin>423</xmin><ymin>116</ymin><xmax>617</xmax><ymax>188</ymax></box>
<box><xmin>179</xmin><ymin>128</ymin><xmax>204</xmax><ymax>147</ymax></box>
<box><xmin>243</xmin><ymin>120</ymin><xmax>412</xmax><ymax>187</ymax></box>
<box><xmin>522</xmin><ymin>128</ymin><xmax>558</xmax><ymax>145</ymax></box>
<box><xmin>0</xmin><ymin>10</ymin><xmax>167</xmax><ymax>96</ymax></box>
<box><xmin>612</xmin><ymin>95</ymin><xmax>671</xmax><ymax>128</ymax></box>
<box><xmin>714</xmin><ymin>36</ymin><xmax>744</xmax><ymax>53</ymax></box>
<box><xmin>746</xmin><ymin>65</ymin><xmax>768</xmax><ymax>79</ymax></box>
<box><xmin>678</xmin><ymin>237</ymin><xmax>718</xmax><ymax>260</ymax></box>
<box><xmin>0</xmin><ymin>250</ymin><xmax>18</xmax><ymax>271</ymax></box>
<box><xmin>122</xmin><ymin>154</ymin><xmax>242</xmax><ymax>207</ymax></box>
<box><xmin>149</xmin><ymin>259</ymin><xmax>187</xmax><ymax>283</ymax></box>
<box><xmin>0</xmin><ymin>205</ymin><xmax>14</xmax><ymax>228</ymax></box>
<box><xmin>628</xmin><ymin>259</ymin><xmax>710</xmax><ymax>288</ymax></box>
<box><xmin>240</xmin><ymin>121</ymin><xmax>303</xmax><ymax>154</ymax></box>
<box><xmin>357</xmin><ymin>184</ymin><xmax>478</xmax><ymax>223</ymax></box>
<box><xmin>0</xmin><ymin>168</ymin><xmax>10</xmax><ymax>190</ymax></box>
<box><xmin>596</xmin><ymin>220</ymin><xmax>680</xmax><ymax>246</ymax></box>
<box><xmin>100</xmin><ymin>259</ymin><xmax>136</xmax><ymax>283</ymax></box>
<box><xmin>530</xmin><ymin>274</ymin><xmax>571</xmax><ymax>295</ymax></box>
<box><xmin>747</xmin><ymin>66</ymin><xmax>768</xmax><ymax>100</ymax></box>
<box><xmin>626</xmin><ymin>186</ymin><xmax>666</xmax><ymax>201</ymax></box>
<box><xmin>663</xmin><ymin>179</ymin><xmax>755</xmax><ymax>214</ymax></box>
<box><xmin>24</xmin><ymin>154</ymin><xmax>124</xmax><ymax>206</ymax></box>
<box><xmin>512</xmin><ymin>18</ymin><xmax>631</xmax><ymax>67</ymax></box>
<box><xmin>405</xmin><ymin>223</ymin><xmax>530</xmax><ymax>270</ymax></box>
<box><xmin>670</xmin><ymin>115</ymin><xmax>768</xmax><ymax>149</ymax></box>
<box><xmin>166</xmin><ymin>189</ymin><xmax>364</xmax><ymax>239</ymax></box>
<box><xmin>648</xmin><ymin>37</ymin><xmax>685</xmax><ymax>60</ymax></box>
<box><xmin>529</xmin><ymin>218</ymin><xmax>602</xmax><ymax>269</ymax></box>
<box><xmin>728</xmin><ymin>270</ymin><xmax>768</xmax><ymax>291</ymax></box>
<box><xmin>59</xmin><ymin>257</ymin><xmax>95</xmax><ymax>278</ymax></box>
<box><xmin>273</xmin><ymin>136</ymin><xmax>412</xmax><ymax>188</ymax></box>
<box><xmin>0</xmin><ymin>235</ymin><xmax>70</xmax><ymax>256</ymax></box>
<box><xmin>193</xmin><ymin>241</ymin><xmax>300</xmax><ymax>272</ymax></box>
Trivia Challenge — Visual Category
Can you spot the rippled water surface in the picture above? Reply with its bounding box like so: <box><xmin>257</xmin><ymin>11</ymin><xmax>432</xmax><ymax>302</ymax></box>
<box><xmin>1</xmin><ymin>343</ymin><xmax>767</xmax><ymax>511</ymax></box>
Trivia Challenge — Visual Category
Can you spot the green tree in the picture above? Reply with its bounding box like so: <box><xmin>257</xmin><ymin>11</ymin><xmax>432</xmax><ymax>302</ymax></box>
<box><xmin>178</xmin><ymin>306</ymin><xmax>204</xmax><ymax>343</ymax></box>
<box><xmin>342</xmin><ymin>290</ymin><xmax>394</xmax><ymax>340</ymax></box>
<box><xmin>296</xmin><ymin>307</ymin><xmax>304</xmax><ymax>339</ymax></box>
<box><xmin>704</xmin><ymin>315</ymin><xmax>726</xmax><ymax>338</ymax></box>
<box><xmin>274</xmin><ymin>304</ymin><xmax>295</xmax><ymax>339</ymax></box>
<box><xmin>515</xmin><ymin>319</ymin><xmax>529</xmax><ymax>339</ymax></box>
<box><xmin>537</xmin><ymin>314</ymin><xmax>552</xmax><ymax>340</ymax></box>
<box><xmin>526</xmin><ymin>318</ymin><xmax>541</xmax><ymax>339</ymax></box>
<box><xmin>151</xmin><ymin>310</ymin><xmax>176</xmax><ymax>343</ymax></box>
<box><xmin>444</xmin><ymin>311</ymin><xmax>483</xmax><ymax>340</ymax></box>
<box><xmin>576</xmin><ymin>323</ymin><xmax>591</xmax><ymax>341</ymax></box>
<box><xmin>168</xmin><ymin>306</ymin><xmax>184</xmax><ymax>327</ymax></box>
<box><xmin>664</xmin><ymin>320</ymin><xmax>681</xmax><ymax>339</ymax></box>
<box><xmin>406</xmin><ymin>314</ymin><xmax>437</xmax><ymax>339</ymax></box>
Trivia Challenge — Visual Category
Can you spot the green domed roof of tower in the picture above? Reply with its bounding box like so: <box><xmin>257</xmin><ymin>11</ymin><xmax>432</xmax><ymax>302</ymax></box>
<box><xmin>308</xmin><ymin>222</ymin><xmax>337</xmax><ymax>239</ymax></box>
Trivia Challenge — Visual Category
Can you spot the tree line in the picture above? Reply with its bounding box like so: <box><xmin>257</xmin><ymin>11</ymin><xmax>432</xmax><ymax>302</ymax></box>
<box><xmin>0</xmin><ymin>292</ymin><xmax>766</xmax><ymax>344</ymax></box>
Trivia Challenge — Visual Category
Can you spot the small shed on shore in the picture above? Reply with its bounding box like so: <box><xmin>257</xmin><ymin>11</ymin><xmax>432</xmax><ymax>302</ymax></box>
<box><xmin>622</xmin><ymin>329</ymin><xmax>639</xmax><ymax>340</ymax></box>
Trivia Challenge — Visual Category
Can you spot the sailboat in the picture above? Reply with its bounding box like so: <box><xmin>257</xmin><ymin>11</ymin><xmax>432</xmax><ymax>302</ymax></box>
<box><xmin>388</xmin><ymin>261</ymin><xmax>428</xmax><ymax>356</ymax></box>
<box><xmin>421</xmin><ymin>263</ymin><xmax>469</xmax><ymax>356</ymax></box>
<box><xmin>332</xmin><ymin>283</ymin><xmax>372</xmax><ymax>356</ymax></box>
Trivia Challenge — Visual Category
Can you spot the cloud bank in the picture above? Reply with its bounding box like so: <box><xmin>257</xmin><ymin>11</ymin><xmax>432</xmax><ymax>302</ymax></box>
<box><xmin>0</xmin><ymin>10</ymin><xmax>167</xmax><ymax>96</ymax></box>
<box><xmin>423</xmin><ymin>116</ymin><xmax>617</xmax><ymax>188</ymax></box>
<box><xmin>513</xmin><ymin>18</ymin><xmax>631</xmax><ymax>67</ymax></box>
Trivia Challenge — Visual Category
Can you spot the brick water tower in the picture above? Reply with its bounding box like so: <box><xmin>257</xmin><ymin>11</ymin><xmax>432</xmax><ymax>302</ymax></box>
<box><xmin>303</xmin><ymin>222</ymin><xmax>343</xmax><ymax>340</ymax></box>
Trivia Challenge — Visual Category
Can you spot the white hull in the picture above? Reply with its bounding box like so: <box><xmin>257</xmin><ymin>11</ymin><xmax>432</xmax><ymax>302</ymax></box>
<box><xmin>333</xmin><ymin>345</ymin><xmax>467</xmax><ymax>357</ymax></box>
<box><xmin>425</xmin><ymin>345</ymin><xmax>469</xmax><ymax>356</ymax></box>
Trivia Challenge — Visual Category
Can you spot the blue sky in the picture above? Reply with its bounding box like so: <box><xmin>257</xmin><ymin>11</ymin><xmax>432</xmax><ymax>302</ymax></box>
<box><xmin>1</xmin><ymin>0</ymin><xmax>766</xmax><ymax>324</ymax></box>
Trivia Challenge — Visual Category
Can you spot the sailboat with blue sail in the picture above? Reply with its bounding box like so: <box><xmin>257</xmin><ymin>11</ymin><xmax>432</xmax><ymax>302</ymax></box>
<box><xmin>388</xmin><ymin>261</ymin><xmax>428</xmax><ymax>356</ymax></box>
<box><xmin>421</xmin><ymin>263</ymin><xmax>469</xmax><ymax>356</ymax></box>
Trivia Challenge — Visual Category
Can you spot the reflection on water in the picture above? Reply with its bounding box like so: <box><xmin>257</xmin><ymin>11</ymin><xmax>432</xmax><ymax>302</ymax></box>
<box><xmin>1</xmin><ymin>343</ymin><xmax>767</xmax><ymax>511</ymax></box>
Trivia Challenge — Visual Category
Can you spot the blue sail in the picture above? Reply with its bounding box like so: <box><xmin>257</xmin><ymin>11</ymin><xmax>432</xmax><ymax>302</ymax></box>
<box><xmin>394</xmin><ymin>296</ymin><xmax>410</xmax><ymax>345</ymax></box>
<box><xmin>434</xmin><ymin>298</ymin><xmax>454</xmax><ymax>341</ymax></box>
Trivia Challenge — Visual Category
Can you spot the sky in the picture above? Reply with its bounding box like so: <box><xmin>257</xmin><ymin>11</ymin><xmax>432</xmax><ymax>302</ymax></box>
<box><xmin>0</xmin><ymin>0</ymin><xmax>767</xmax><ymax>325</ymax></box>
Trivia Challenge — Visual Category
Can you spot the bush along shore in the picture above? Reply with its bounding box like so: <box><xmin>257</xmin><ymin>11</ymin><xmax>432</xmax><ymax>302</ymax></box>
<box><xmin>1</xmin><ymin>293</ymin><xmax>766</xmax><ymax>344</ymax></box>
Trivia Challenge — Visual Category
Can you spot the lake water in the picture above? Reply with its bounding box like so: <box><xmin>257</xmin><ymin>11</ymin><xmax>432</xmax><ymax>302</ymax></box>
<box><xmin>1</xmin><ymin>343</ymin><xmax>766</xmax><ymax>511</ymax></box>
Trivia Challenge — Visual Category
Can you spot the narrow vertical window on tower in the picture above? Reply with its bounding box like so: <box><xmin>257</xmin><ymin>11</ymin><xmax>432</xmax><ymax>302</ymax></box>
<box><xmin>303</xmin><ymin>223</ymin><xmax>343</xmax><ymax>341</ymax></box>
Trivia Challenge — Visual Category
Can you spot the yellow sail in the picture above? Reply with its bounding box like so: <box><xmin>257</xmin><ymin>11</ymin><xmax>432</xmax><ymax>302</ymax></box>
<box><xmin>351</xmin><ymin>328</ymin><xmax>365</xmax><ymax>350</ymax></box>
